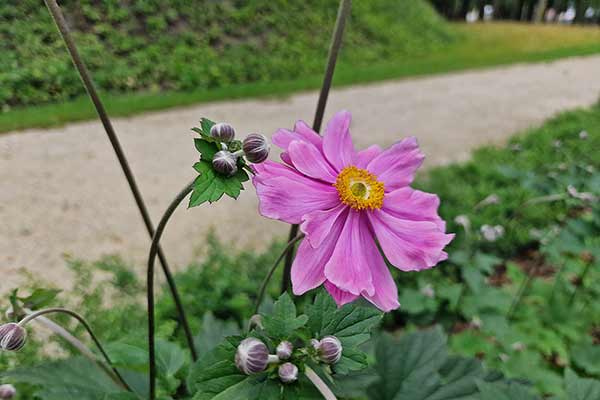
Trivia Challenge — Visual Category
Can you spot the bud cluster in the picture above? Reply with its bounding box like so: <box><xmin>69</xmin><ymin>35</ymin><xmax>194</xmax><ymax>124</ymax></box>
<box><xmin>234</xmin><ymin>334</ymin><xmax>342</xmax><ymax>385</ymax></box>
<box><xmin>208</xmin><ymin>122</ymin><xmax>270</xmax><ymax>176</ymax></box>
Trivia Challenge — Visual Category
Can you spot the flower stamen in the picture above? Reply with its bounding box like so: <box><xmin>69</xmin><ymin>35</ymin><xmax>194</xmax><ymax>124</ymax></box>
<box><xmin>334</xmin><ymin>166</ymin><xmax>384</xmax><ymax>210</ymax></box>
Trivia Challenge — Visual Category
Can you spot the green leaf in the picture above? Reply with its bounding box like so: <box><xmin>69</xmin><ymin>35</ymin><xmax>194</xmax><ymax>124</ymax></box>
<box><xmin>476</xmin><ymin>381</ymin><xmax>540</xmax><ymax>400</ymax></box>
<box><xmin>201</xmin><ymin>118</ymin><xmax>216</xmax><ymax>137</ymax></box>
<box><xmin>1</xmin><ymin>357</ymin><xmax>133</xmax><ymax>400</ymax></box>
<box><xmin>571</xmin><ymin>343</ymin><xmax>600</xmax><ymax>375</ymax></box>
<box><xmin>189</xmin><ymin>161</ymin><xmax>248</xmax><ymax>207</ymax></box>
<box><xmin>194</xmin><ymin>313</ymin><xmax>240</xmax><ymax>356</ymax></box>
<box><xmin>20</xmin><ymin>288</ymin><xmax>62</xmax><ymax>309</ymax></box>
<box><xmin>262</xmin><ymin>292</ymin><xmax>308</xmax><ymax>339</ymax></box>
<box><xmin>156</xmin><ymin>339</ymin><xmax>186</xmax><ymax>377</ymax></box>
<box><xmin>307</xmin><ymin>291</ymin><xmax>382</xmax><ymax>348</ymax></box>
<box><xmin>194</xmin><ymin>138</ymin><xmax>219</xmax><ymax>161</ymax></box>
<box><xmin>564</xmin><ymin>369</ymin><xmax>600</xmax><ymax>400</ymax></box>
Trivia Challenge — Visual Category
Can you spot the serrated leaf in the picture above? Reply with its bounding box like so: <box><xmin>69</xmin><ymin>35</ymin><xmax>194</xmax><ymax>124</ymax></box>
<box><xmin>571</xmin><ymin>343</ymin><xmax>600</xmax><ymax>375</ymax></box>
<box><xmin>476</xmin><ymin>381</ymin><xmax>539</xmax><ymax>400</ymax></box>
<box><xmin>189</xmin><ymin>161</ymin><xmax>247</xmax><ymax>207</ymax></box>
<box><xmin>1</xmin><ymin>357</ymin><xmax>133</xmax><ymax>400</ymax></box>
<box><xmin>156</xmin><ymin>339</ymin><xmax>186</xmax><ymax>377</ymax></box>
<box><xmin>564</xmin><ymin>369</ymin><xmax>600</xmax><ymax>400</ymax></box>
<box><xmin>262</xmin><ymin>292</ymin><xmax>308</xmax><ymax>339</ymax></box>
<box><xmin>201</xmin><ymin>118</ymin><xmax>216</xmax><ymax>136</ymax></box>
<box><xmin>195</xmin><ymin>138</ymin><xmax>219</xmax><ymax>161</ymax></box>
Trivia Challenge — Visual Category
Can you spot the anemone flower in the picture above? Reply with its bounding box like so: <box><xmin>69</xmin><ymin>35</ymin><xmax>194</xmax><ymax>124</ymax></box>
<box><xmin>253</xmin><ymin>110</ymin><xmax>453</xmax><ymax>311</ymax></box>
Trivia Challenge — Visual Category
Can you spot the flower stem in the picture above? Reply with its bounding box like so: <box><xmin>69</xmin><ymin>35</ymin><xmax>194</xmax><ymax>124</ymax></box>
<box><xmin>305</xmin><ymin>366</ymin><xmax>338</xmax><ymax>400</ymax></box>
<box><xmin>569</xmin><ymin>259</ymin><xmax>592</xmax><ymax>306</ymax></box>
<box><xmin>254</xmin><ymin>234</ymin><xmax>305</xmax><ymax>316</ymax></box>
<box><xmin>281</xmin><ymin>0</ymin><xmax>351</xmax><ymax>293</ymax></box>
<box><xmin>147</xmin><ymin>181</ymin><xmax>196</xmax><ymax>400</ymax></box>
<box><xmin>507</xmin><ymin>267</ymin><xmax>536</xmax><ymax>319</ymax></box>
<box><xmin>18</xmin><ymin>308</ymin><xmax>131</xmax><ymax>391</ymax></box>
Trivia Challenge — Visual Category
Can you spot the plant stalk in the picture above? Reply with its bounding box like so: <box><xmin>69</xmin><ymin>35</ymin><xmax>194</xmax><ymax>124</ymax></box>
<box><xmin>281</xmin><ymin>0</ymin><xmax>352</xmax><ymax>293</ymax></box>
<box><xmin>18</xmin><ymin>308</ymin><xmax>131</xmax><ymax>391</ymax></box>
<box><xmin>507</xmin><ymin>266</ymin><xmax>536</xmax><ymax>319</ymax></box>
<box><xmin>43</xmin><ymin>0</ymin><xmax>196</xmax><ymax>362</ymax></box>
<box><xmin>569</xmin><ymin>259</ymin><xmax>593</xmax><ymax>306</ymax></box>
<box><xmin>147</xmin><ymin>181</ymin><xmax>195</xmax><ymax>400</ymax></box>
<box><xmin>305</xmin><ymin>366</ymin><xmax>338</xmax><ymax>400</ymax></box>
<box><xmin>254</xmin><ymin>234</ymin><xmax>305</xmax><ymax>316</ymax></box>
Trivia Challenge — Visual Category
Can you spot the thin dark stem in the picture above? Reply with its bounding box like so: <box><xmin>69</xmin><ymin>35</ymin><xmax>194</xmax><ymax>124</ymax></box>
<box><xmin>18</xmin><ymin>308</ymin><xmax>131</xmax><ymax>392</ymax></box>
<box><xmin>569</xmin><ymin>260</ymin><xmax>592</xmax><ymax>306</ymax></box>
<box><xmin>281</xmin><ymin>0</ymin><xmax>352</xmax><ymax>293</ymax></box>
<box><xmin>507</xmin><ymin>267</ymin><xmax>536</xmax><ymax>319</ymax></box>
<box><xmin>254</xmin><ymin>234</ymin><xmax>305</xmax><ymax>316</ymax></box>
<box><xmin>43</xmin><ymin>0</ymin><xmax>196</xmax><ymax>364</ymax></box>
<box><xmin>147</xmin><ymin>181</ymin><xmax>195</xmax><ymax>400</ymax></box>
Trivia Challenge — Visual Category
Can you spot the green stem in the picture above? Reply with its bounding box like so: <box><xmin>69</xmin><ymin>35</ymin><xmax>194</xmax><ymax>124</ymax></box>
<box><xmin>507</xmin><ymin>267</ymin><xmax>536</xmax><ymax>319</ymax></box>
<box><xmin>254</xmin><ymin>234</ymin><xmax>305</xmax><ymax>316</ymax></box>
<box><xmin>305</xmin><ymin>366</ymin><xmax>338</xmax><ymax>400</ymax></box>
<box><xmin>569</xmin><ymin>260</ymin><xmax>592</xmax><ymax>306</ymax></box>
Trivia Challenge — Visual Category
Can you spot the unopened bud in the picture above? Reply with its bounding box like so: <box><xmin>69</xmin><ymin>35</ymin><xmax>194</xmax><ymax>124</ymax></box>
<box><xmin>248</xmin><ymin>314</ymin><xmax>264</xmax><ymax>330</ymax></box>
<box><xmin>278</xmin><ymin>362</ymin><xmax>298</xmax><ymax>383</ymax></box>
<box><xmin>276</xmin><ymin>341</ymin><xmax>293</xmax><ymax>360</ymax></box>
<box><xmin>0</xmin><ymin>384</ymin><xmax>15</xmax><ymax>399</ymax></box>
<box><xmin>310</xmin><ymin>338</ymin><xmax>321</xmax><ymax>351</ymax></box>
<box><xmin>235</xmin><ymin>338</ymin><xmax>269</xmax><ymax>375</ymax></box>
<box><xmin>210</xmin><ymin>123</ymin><xmax>235</xmax><ymax>142</ymax></box>
<box><xmin>318</xmin><ymin>335</ymin><xmax>342</xmax><ymax>365</ymax></box>
<box><xmin>0</xmin><ymin>323</ymin><xmax>26</xmax><ymax>352</ymax></box>
<box><xmin>212</xmin><ymin>150</ymin><xmax>238</xmax><ymax>176</ymax></box>
<box><xmin>242</xmin><ymin>133</ymin><xmax>270</xmax><ymax>163</ymax></box>
<box><xmin>0</xmin><ymin>384</ymin><xmax>16</xmax><ymax>399</ymax></box>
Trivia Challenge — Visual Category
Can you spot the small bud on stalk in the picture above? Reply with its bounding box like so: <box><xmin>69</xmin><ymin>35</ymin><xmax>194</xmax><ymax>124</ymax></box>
<box><xmin>242</xmin><ymin>133</ymin><xmax>270</xmax><ymax>163</ymax></box>
<box><xmin>235</xmin><ymin>338</ymin><xmax>270</xmax><ymax>375</ymax></box>
<box><xmin>276</xmin><ymin>341</ymin><xmax>293</xmax><ymax>360</ymax></box>
<box><xmin>210</xmin><ymin>123</ymin><xmax>235</xmax><ymax>143</ymax></box>
<box><xmin>278</xmin><ymin>362</ymin><xmax>299</xmax><ymax>383</ymax></box>
<box><xmin>310</xmin><ymin>338</ymin><xmax>321</xmax><ymax>351</ymax></box>
<box><xmin>0</xmin><ymin>323</ymin><xmax>27</xmax><ymax>352</ymax></box>
<box><xmin>212</xmin><ymin>150</ymin><xmax>238</xmax><ymax>176</ymax></box>
<box><xmin>0</xmin><ymin>384</ymin><xmax>16</xmax><ymax>399</ymax></box>
<box><xmin>317</xmin><ymin>335</ymin><xmax>342</xmax><ymax>365</ymax></box>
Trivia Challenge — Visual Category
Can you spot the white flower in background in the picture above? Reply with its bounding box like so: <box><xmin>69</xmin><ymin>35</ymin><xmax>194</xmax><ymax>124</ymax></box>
<box><xmin>510</xmin><ymin>143</ymin><xmax>522</xmax><ymax>152</ymax></box>
<box><xmin>579</xmin><ymin>130</ymin><xmax>588</xmax><ymax>139</ymax></box>
<box><xmin>557</xmin><ymin>163</ymin><xmax>567</xmax><ymax>171</ymax></box>
<box><xmin>420</xmin><ymin>284</ymin><xmax>435</xmax><ymax>299</ymax></box>
<box><xmin>511</xmin><ymin>342</ymin><xmax>526</xmax><ymax>352</ymax></box>
<box><xmin>553</xmin><ymin>140</ymin><xmax>562</xmax><ymax>148</ymax></box>
<box><xmin>499</xmin><ymin>353</ymin><xmax>510</xmax><ymax>362</ymax></box>
<box><xmin>585</xmin><ymin>165</ymin><xmax>595</xmax><ymax>174</ymax></box>
<box><xmin>471</xmin><ymin>316</ymin><xmax>483</xmax><ymax>329</ymax></box>
<box><xmin>480</xmin><ymin>224</ymin><xmax>504</xmax><ymax>242</ymax></box>
<box><xmin>454</xmin><ymin>215</ymin><xmax>471</xmax><ymax>232</ymax></box>
<box><xmin>475</xmin><ymin>194</ymin><xmax>500</xmax><ymax>209</ymax></box>
<box><xmin>567</xmin><ymin>185</ymin><xmax>597</xmax><ymax>202</ymax></box>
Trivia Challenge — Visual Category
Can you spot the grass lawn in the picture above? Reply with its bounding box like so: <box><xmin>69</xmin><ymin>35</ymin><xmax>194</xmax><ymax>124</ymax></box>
<box><xmin>2</xmin><ymin>22</ymin><xmax>600</xmax><ymax>134</ymax></box>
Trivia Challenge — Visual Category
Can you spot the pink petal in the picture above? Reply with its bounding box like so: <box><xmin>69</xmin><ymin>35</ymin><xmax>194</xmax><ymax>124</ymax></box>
<box><xmin>272</xmin><ymin>121</ymin><xmax>323</xmax><ymax>165</ymax></box>
<box><xmin>323</xmin><ymin>110</ymin><xmax>355</xmax><ymax>171</ymax></box>
<box><xmin>301</xmin><ymin>203</ymin><xmax>348</xmax><ymax>248</ymax></box>
<box><xmin>324</xmin><ymin>211</ymin><xmax>375</xmax><ymax>296</ymax></box>
<box><xmin>367</xmin><ymin>137</ymin><xmax>425</xmax><ymax>191</ymax></box>
<box><xmin>354</xmin><ymin>144</ymin><xmax>382</xmax><ymax>169</ymax></box>
<box><xmin>253</xmin><ymin>163</ymin><xmax>339</xmax><ymax>224</ymax></box>
<box><xmin>368</xmin><ymin>209</ymin><xmax>454</xmax><ymax>271</ymax></box>
<box><xmin>361</xmin><ymin>240</ymin><xmax>400</xmax><ymax>312</ymax></box>
<box><xmin>292</xmin><ymin>214</ymin><xmax>346</xmax><ymax>295</ymax></box>
<box><xmin>382</xmin><ymin>187</ymin><xmax>446</xmax><ymax>230</ymax></box>
<box><xmin>324</xmin><ymin>281</ymin><xmax>359</xmax><ymax>307</ymax></box>
<box><xmin>288</xmin><ymin>140</ymin><xmax>338</xmax><ymax>183</ymax></box>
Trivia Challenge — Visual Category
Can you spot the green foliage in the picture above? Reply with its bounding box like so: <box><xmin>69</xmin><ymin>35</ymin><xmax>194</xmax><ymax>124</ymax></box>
<box><xmin>188</xmin><ymin>291</ymin><xmax>381</xmax><ymax>399</ymax></box>
<box><xmin>0</xmin><ymin>0</ymin><xmax>453</xmax><ymax>109</ymax></box>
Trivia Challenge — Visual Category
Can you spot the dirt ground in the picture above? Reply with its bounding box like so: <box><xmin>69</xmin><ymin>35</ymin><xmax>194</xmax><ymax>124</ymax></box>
<box><xmin>1</xmin><ymin>55</ymin><xmax>600</xmax><ymax>293</ymax></box>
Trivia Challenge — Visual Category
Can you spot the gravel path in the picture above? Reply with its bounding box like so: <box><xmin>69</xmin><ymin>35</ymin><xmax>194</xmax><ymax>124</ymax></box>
<box><xmin>2</xmin><ymin>55</ymin><xmax>600</xmax><ymax>293</ymax></box>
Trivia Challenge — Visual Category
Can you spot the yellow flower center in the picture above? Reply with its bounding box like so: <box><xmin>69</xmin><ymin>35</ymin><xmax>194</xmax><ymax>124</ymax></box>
<box><xmin>334</xmin><ymin>166</ymin><xmax>384</xmax><ymax>210</ymax></box>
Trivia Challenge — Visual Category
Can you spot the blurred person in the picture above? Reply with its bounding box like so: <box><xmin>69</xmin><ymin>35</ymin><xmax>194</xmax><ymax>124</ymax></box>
<box><xmin>483</xmin><ymin>4</ymin><xmax>494</xmax><ymax>21</ymax></box>
<box><xmin>545</xmin><ymin>7</ymin><xmax>556</xmax><ymax>22</ymax></box>
<box><xmin>466</xmin><ymin>8</ymin><xmax>480</xmax><ymax>23</ymax></box>
<box><xmin>584</xmin><ymin>6</ymin><xmax>595</xmax><ymax>23</ymax></box>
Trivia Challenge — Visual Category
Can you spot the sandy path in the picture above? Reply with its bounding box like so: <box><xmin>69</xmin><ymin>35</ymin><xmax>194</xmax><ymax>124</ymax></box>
<box><xmin>2</xmin><ymin>55</ymin><xmax>600</xmax><ymax>293</ymax></box>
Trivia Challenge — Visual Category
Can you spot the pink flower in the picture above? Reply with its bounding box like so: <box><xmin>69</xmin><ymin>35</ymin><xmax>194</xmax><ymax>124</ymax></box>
<box><xmin>253</xmin><ymin>110</ymin><xmax>453</xmax><ymax>311</ymax></box>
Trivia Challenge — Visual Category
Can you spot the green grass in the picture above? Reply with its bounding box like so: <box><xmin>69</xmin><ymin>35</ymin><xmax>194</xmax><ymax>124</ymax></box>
<box><xmin>2</xmin><ymin>22</ymin><xmax>600</xmax><ymax>133</ymax></box>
